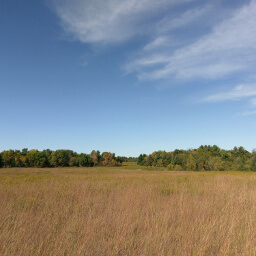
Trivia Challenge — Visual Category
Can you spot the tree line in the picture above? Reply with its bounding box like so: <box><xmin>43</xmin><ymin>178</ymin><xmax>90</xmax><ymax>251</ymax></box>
<box><xmin>0</xmin><ymin>149</ymin><xmax>136</xmax><ymax>168</ymax></box>
<box><xmin>1</xmin><ymin>146</ymin><xmax>255</xmax><ymax>171</ymax></box>
<box><xmin>137</xmin><ymin>145</ymin><xmax>256</xmax><ymax>171</ymax></box>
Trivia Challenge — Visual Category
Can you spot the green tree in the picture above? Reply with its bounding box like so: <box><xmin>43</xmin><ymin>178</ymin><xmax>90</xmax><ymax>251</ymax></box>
<box><xmin>2</xmin><ymin>150</ymin><xmax>16</xmax><ymax>167</ymax></box>
<box><xmin>79</xmin><ymin>153</ymin><xmax>93</xmax><ymax>167</ymax></box>
<box><xmin>196</xmin><ymin>156</ymin><xmax>208</xmax><ymax>171</ymax></box>
<box><xmin>137</xmin><ymin>154</ymin><xmax>147</xmax><ymax>166</ymax></box>
<box><xmin>14</xmin><ymin>150</ymin><xmax>24</xmax><ymax>167</ymax></box>
<box><xmin>251</xmin><ymin>150</ymin><xmax>256</xmax><ymax>171</ymax></box>
<box><xmin>50</xmin><ymin>150</ymin><xmax>74</xmax><ymax>167</ymax></box>
<box><xmin>0</xmin><ymin>153</ymin><xmax>3</xmax><ymax>168</ymax></box>
<box><xmin>173</xmin><ymin>153</ymin><xmax>187</xmax><ymax>169</ymax></box>
<box><xmin>69</xmin><ymin>156</ymin><xmax>79</xmax><ymax>167</ymax></box>
<box><xmin>186</xmin><ymin>155</ymin><xmax>196</xmax><ymax>171</ymax></box>
<box><xmin>208</xmin><ymin>156</ymin><xmax>226</xmax><ymax>171</ymax></box>
<box><xmin>145</xmin><ymin>155</ymin><xmax>153</xmax><ymax>167</ymax></box>
<box><xmin>42</xmin><ymin>149</ymin><xmax>52</xmax><ymax>167</ymax></box>
<box><xmin>27</xmin><ymin>150</ymin><xmax>48</xmax><ymax>168</ymax></box>
<box><xmin>116</xmin><ymin>156</ymin><xmax>124</xmax><ymax>165</ymax></box>
<box><xmin>21</xmin><ymin>148</ymin><xmax>28</xmax><ymax>155</ymax></box>
<box><xmin>50</xmin><ymin>152</ymin><xmax>58</xmax><ymax>167</ymax></box>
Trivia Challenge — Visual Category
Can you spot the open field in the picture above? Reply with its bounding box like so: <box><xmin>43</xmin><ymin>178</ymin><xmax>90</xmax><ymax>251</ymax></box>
<box><xmin>1</xmin><ymin>166</ymin><xmax>256</xmax><ymax>255</ymax></box>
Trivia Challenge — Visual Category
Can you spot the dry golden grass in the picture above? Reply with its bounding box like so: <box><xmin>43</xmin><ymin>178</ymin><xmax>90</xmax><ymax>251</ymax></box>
<box><xmin>1</xmin><ymin>167</ymin><xmax>256</xmax><ymax>255</ymax></box>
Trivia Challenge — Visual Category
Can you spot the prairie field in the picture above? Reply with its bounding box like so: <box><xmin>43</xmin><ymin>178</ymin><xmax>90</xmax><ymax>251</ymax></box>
<box><xmin>1</xmin><ymin>166</ymin><xmax>256</xmax><ymax>255</ymax></box>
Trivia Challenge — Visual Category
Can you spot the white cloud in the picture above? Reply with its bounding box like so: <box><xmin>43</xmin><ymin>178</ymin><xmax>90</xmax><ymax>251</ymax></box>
<box><xmin>144</xmin><ymin>36</ymin><xmax>169</xmax><ymax>51</ymax></box>
<box><xmin>202</xmin><ymin>84</ymin><xmax>256</xmax><ymax>102</ymax></box>
<box><xmin>202</xmin><ymin>84</ymin><xmax>256</xmax><ymax>116</ymax></box>
<box><xmin>127</xmin><ymin>0</ymin><xmax>256</xmax><ymax>81</ymax></box>
<box><xmin>157</xmin><ymin>4</ymin><xmax>212</xmax><ymax>33</ymax></box>
<box><xmin>52</xmin><ymin>0</ymin><xmax>192</xmax><ymax>44</ymax></box>
<box><xmin>51</xmin><ymin>0</ymin><xmax>256</xmax><ymax>85</ymax></box>
<box><xmin>240</xmin><ymin>110</ymin><xmax>256</xmax><ymax>116</ymax></box>
<box><xmin>251</xmin><ymin>98</ymin><xmax>256</xmax><ymax>107</ymax></box>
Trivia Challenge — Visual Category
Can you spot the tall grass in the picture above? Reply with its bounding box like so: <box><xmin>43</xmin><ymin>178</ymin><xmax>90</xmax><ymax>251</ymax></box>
<box><xmin>1</xmin><ymin>167</ymin><xmax>256</xmax><ymax>255</ymax></box>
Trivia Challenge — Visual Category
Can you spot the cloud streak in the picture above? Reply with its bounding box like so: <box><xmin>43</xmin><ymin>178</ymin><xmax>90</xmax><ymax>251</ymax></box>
<box><xmin>202</xmin><ymin>84</ymin><xmax>256</xmax><ymax>116</ymax></box>
<box><xmin>52</xmin><ymin>0</ymin><xmax>192</xmax><ymax>44</ymax></box>
<box><xmin>52</xmin><ymin>0</ymin><xmax>256</xmax><ymax>89</ymax></box>
<box><xmin>202</xmin><ymin>85</ymin><xmax>256</xmax><ymax>102</ymax></box>
<box><xmin>157</xmin><ymin>4</ymin><xmax>212</xmax><ymax>33</ymax></box>
<box><xmin>127</xmin><ymin>0</ymin><xmax>256</xmax><ymax>81</ymax></box>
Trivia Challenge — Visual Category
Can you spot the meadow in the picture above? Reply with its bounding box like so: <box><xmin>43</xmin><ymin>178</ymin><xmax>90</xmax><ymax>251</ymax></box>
<box><xmin>1</xmin><ymin>165</ymin><xmax>256</xmax><ymax>255</ymax></box>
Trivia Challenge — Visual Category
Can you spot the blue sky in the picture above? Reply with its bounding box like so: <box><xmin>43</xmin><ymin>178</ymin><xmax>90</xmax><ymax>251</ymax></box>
<box><xmin>1</xmin><ymin>0</ymin><xmax>256</xmax><ymax>156</ymax></box>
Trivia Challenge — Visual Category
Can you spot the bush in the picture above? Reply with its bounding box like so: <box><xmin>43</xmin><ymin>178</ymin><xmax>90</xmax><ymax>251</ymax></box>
<box><xmin>167</xmin><ymin>164</ymin><xmax>183</xmax><ymax>171</ymax></box>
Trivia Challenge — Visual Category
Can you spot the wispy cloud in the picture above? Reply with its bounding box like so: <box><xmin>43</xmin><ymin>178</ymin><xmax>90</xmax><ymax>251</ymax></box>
<box><xmin>157</xmin><ymin>4</ymin><xmax>212</xmax><ymax>33</ymax></box>
<box><xmin>143</xmin><ymin>36</ymin><xmax>170</xmax><ymax>51</ymax></box>
<box><xmin>202</xmin><ymin>85</ymin><xmax>256</xmax><ymax>102</ymax></box>
<box><xmin>251</xmin><ymin>98</ymin><xmax>256</xmax><ymax>107</ymax></box>
<box><xmin>240</xmin><ymin>110</ymin><xmax>256</xmax><ymax>116</ymax></box>
<box><xmin>51</xmin><ymin>0</ymin><xmax>192</xmax><ymax>44</ymax></box>
<box><xmin>51</xmin><ymin>0</ymin><xmax>256</xmax><ymax>86</ymax></box>
<box><xmin>202</xmin><ymin>84</ymin><xmax>256</xmax><ymax>116</ymax></box>
<box><xmin>127</xmin><ymin>0</ymin><xmax>256</xmax><ymax>81</ymax></box>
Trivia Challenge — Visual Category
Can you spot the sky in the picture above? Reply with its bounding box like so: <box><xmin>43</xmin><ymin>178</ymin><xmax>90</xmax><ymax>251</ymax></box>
<box><xmin>1</xmin><ymin>0</ymin><xmax>256</xmax><ymax>156</ymax></box>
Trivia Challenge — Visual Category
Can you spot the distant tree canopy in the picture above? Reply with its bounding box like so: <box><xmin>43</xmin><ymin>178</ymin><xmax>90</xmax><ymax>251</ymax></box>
<box><xmin>0</xmin><ymin>153</ymin><xmax>3</xmax><ymax>168</ymax></box>
<box><xmin>0</xmin><ymin>149</ymin><xmax>124</xmax><ymax>168</ymax></box>
<box><xmin>137</xmin><ymin>145</ymin><xmax>256</xmax><ymax>172</ymax></box>
<box><xmin>0</xmin><ymin>146</ymin><xmax>255</xmax><ymax>171</ymax></box>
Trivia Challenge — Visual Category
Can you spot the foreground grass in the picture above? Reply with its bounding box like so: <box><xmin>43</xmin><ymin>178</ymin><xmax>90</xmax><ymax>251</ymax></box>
<box><xmin>1</xmin><ymin>167</ymin><xmax>256</xmax><ymax>255</ymax></box>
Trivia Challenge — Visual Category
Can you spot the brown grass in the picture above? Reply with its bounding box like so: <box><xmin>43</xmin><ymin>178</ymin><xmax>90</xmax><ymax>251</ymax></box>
<box><xmin>1</xmin><ymin>167</ymin><xmax>256</xmax><ymax>255</ymax></box>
